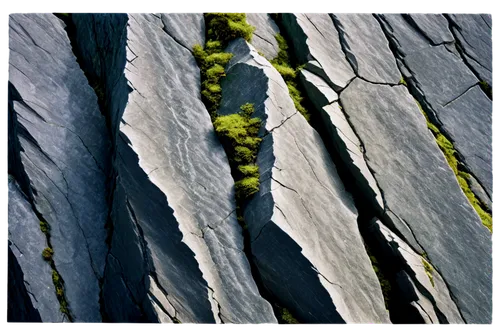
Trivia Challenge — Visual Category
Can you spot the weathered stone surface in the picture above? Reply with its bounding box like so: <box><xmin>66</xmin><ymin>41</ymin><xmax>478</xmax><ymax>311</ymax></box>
<box><xmin>340</xmin><ymin>78</ymin><xmax>492</xmax><ymax>323</ymax></box>
<box><xmin>437</xmin><ymin>86</ymin><xmax>492</xmax><ymax>195</ymax></box>
<box><xmin>72</xmin><ymin>13</ymin><xmax>276</xmax><ymax>323</ymax></box>
<box><xmin>160</xmin><ymin>13</ymin><xmax>205</xmax><ymax>51</ymax></box>
<box><xmin>447</xmin><ymin>14</ymin><xmax>492</xmax><ymax>86</ymax></box>
<box><xmin>331</xmin><ymin>14</ymin><xmax>400</xmax><ymax>84</ymax></box>
<box><xmin>372</xmin><ymin>219</ymin><xmax>464</xmax><ymax>323</ymax></box>
<box><xmin>377</xmin><ymin>14</ymin><xmax>430</xmax><ymax>57</ymax></box>
<box><xmin>281</xmin><ymin>13</ymin><xmax>355</xmax><ymax>91</ymax></box>
<box><xmin>220</xmin><ymin>38</ymin><xmax>389</xmax><ymax>324</ymax></box>
<box><xmin>9</xmin><ymin>13</ymin><xmax>110</xmax><ymax>322</ymax></box>
<box><xmin>8</xmin><ymin>177</ymin><xmax>62</xmax><ymax>322</ymax></box>
<box><xmin>299</xmin><ymin>68</ymin><xmax>338</xmax><ymax>105</ymax></box>
<box><xmin>246</xmin><ymin>13</ymin><xmax>280</xmax><ymax>60</ymax></box>
<box><xmin>407</xmin><ymin>14</ymin><xmax>454</xmax><ymax>45</ymax></box>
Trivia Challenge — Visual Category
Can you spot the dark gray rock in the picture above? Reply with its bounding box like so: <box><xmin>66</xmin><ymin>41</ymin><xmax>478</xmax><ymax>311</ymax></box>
<box><xmin>331</xmin><ymin>14</ymin><xmax>400</xmax><ymax>84</ymax></box>
<box><xmin>220</xmin><ymin>38</ymin><xmax>390</xmax><ymax>323</ymax></box>
<box><xmin>447</xmin><ymin>14</ymin><xmax>492</xmax><ymax>86</ymax></box>
<box><xmin>340</xmin><ymin>78</ymin><xmax>492</xmax><ymax>323</ymax></box>
<box><xmin>160</xmin><ymin>13</ymin><xmax>205</xmax><ymax>51</ymax></box>
<box><xmin>407</xmin><ymin>14</ymin><xmax>454</xmax><ymax>45</ymax></box>
<box><xmin>437</xmin><ymin>86</ymin><xmax>492</xmax><ymax>196</ymax></box>
<box><xmin>9</xmin><ymin>13</ymin><xmax>110</xmax><ymax>322</ymax></box>
<box><xmin>246</xmin><ymin>13</ymin><xmax>280</xmax><ymax>60</ymax></box>
<box><xmin>468</xmin><ymin>175</ymin><xmax>492</xmax><ymax>211</ymax></box>
<box><xmin>72</xmin><ymin>13</ymin><xmax>276</xmax><ymax>323</ymax></box>
<box><xmin>281</xmin><ymin>13</ymin><xmax>355</xmax><ymax>91</ymax></box>
<box><xmin>8</xmin><ymin>177</ymin><xmax>62</xmax><ymax>322</ymax></box>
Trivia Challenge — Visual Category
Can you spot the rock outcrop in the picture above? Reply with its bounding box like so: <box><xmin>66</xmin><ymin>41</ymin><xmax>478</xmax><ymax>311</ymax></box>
<box><xmin>246</xmin><ymin>13</ymin><xmax>280</xmax><ymax>60</ymax></box>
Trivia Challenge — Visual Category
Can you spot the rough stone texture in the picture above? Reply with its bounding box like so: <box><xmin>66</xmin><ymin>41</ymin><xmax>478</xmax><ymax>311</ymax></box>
<box><xmin>372</xmin><ymin>219</ymin><xmax>464</xmax><ymax>323</ymax></box>
<box><xmin>9</xmin><ymin>13</ymin><xmax>110</xmax><ymax>322</ymax></box>
<box><xmin>72</xmin><ymin>14</ymin><xmax>276</xmax><ymax>323</ymax></box>
<box><xmin>340</xmin><ymin>78</ymin><xmax>492</xmax><ymax>323</ymax></box>
<box><xmin>407</xmin><ymin>14</ymin><xmax>454</xmax><ymax>45</ymax></box>
<box><xmin>379</xmin><ymin>14</ymin><xmax>492</xmax><ymax>198</ymax></box>
<box><xmin>281</xmin><ymin>13</ymin><xmax>355</xmax><ymax>91</ymax></box>
<box><xmin>331</xmin><ymin>14</ymin><xmax>400</xmax><ymax>84</ymax></box>
<box><xmin>246</xmin><ymin>13</ymin><xmax>280</xmax><ymax>60</ymax></box>
<box><xmin>447</xmin><ymin>14</ymin><xmax>492</xmax><ymax>87</ymax></box>
<box><xmin>160</xmin><ymin>13</ymin><xmax>205</xmax><ymax>51</ymax></box>
<box><xmin>220</xmin><ymin>38</ymin><xmax>389</xmax><ymax>324</ymax></box>
<box><xmin>8</xmin><ymin>177</ymin><xmax>62</xmax><ymax>322</ymax></box>
<box><xmin>437</xmin><ymin>86</ymin><xmax>492</xmax><ymax>196</ymax></box>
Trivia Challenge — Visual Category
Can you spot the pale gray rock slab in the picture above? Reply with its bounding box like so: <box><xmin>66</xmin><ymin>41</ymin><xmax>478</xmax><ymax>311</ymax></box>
<box><xmin>72</xmin><ymin>13</ymin><xmax>276</xmax><ymax>323</ymax></box>
<box><xmin>375</xmin><ymin>220</ymin><xmax>464</xmax><ymax>323</ymax></box>
<box><xmin>437</xmin><ymin>86</ymin><xmax>492</xmax><ymax>196</ymax></box>
<box><xmin>8</xmin><ymin>178</ymin><xmax>62</xmax><ymax>322</ymax></box>
<box><xmin>407</xmin><ymin>14</ymin><xmax>454</xmax><ymax>45</ymax></box>
<box><xmin>331</xmin><ymin>14</ymin><xmax>400</xmax><ymax>84</ymax></box>
<box><xmin>281</xmin><ymin>13</ymin><xmax>355</xmax><ymax>91</ymax></box>
<box><xmin>299</xmin><ymin>68</ymin><xmax>338</xmax><ymax>105</ymax></box>
<box><xmin>246</xmin><ymin>13</ymin><xmax>280</xmax><ymax>60</ymax></box>
<box><xmin>469</xmin><ymin>175</ymin><xmax>492</xmax><ymax>211</ymax></box>
<box><xmin>9</xmin><ymin>13</ymin><xmax>110</xmax><ymax>322</ymax></box>
<box><xmin>340</xmin><ymin>78</ymin><xmax>492</xmax><ymax>323</ymax></box>
<box><xmin>447</xmin><ymin>14</ymin><xmax>492</xmax><ymax>86</ymax></box>
<box><xmin>160</xmin><ymin>13</ymin><xmax>205</xmax><ymax>51</ymax></box>
<box><xmin>221</xmin><ymin>38</ymin><xmax>390</xmax><ymax>324</ymax></box>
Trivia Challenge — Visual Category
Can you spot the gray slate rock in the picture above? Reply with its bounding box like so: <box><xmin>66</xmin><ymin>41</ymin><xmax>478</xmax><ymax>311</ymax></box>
<box><xmin>281</xmin><ymin>13</ymin><xmax>355</xmax><ymax>91</ymax></box>
<box><xmin>373</xmin><ymin>219</ymin><xmax>464</xmax><ymax>323</ymax></box>
<box><xmin>447</xmin><ymin>14</ymin><xmax>492</xmax><ymax>86</ymax></box>
<box><xmin>246</xmin><ymin>13</ymin><xmax>280</xmax><ymax>60</ymax></box>
<box><xmin>220</xmin><ymin>38</ymin><xmax>390</xmax><ymax>324</ymax></box>
<box><xmin>8</xmin><ymin>178</ymin><xmax>62</xmax><ymax>322</ymax></box>
<box><xmin>437</xmin><ymin>86</ymin><xmax>492</xmax><ymax>196</ymax></box>
<box><xmin>340</xmin><ymin>78</ymin><xmax>492</xmax><ymax>323</ymax></box>
<box><xmin>72</xmin><ymin>13</ymin><xmax>276</xmax><ymax>323</ymax></box>
<box><xmin>331</xmin><ymin>14</ymin><xmax>400</xmax><ymax>84</ymax></box>
<box><xmin>9</xmin><ymin>13</ymin><xmax>110</xmax><ymax>322</ymax></box>
<box><xmin>407</xmin><ymin>14</ymin><xmax>454</xmax><ymax>45</ymax></box>
<box><xmin>160</xmin><ymin>13</ymin><xmax>205</xmax><ymax>51</ymax></box>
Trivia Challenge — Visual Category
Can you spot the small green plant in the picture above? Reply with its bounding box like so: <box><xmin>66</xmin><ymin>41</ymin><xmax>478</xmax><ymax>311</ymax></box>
<box><xmin>52</xmin><ymin>270</ymin><xmax>70</xmax><ymax>315</ymax></box>
<box><xmin>421</xmin><ymin>258</ymin><xmax>435</xmax><ymax>287</ymax></box>
<box><xmin>270</xmin><ymin>33</ymin><xmax>311</xmax><ymax>122</ymax></box>
<box><xmin>416</xmin><ymin>100</ymin><xmax>492</xmax><ymax>232</ymax></box>
<box><xmin>40</xmin><ymin>221</ymin><xmax>49</xmax><ymax>234</ymax></box>
<box><xmin>399</xmin><ymin>77</ymin><xmax>407</xmax><ymax>86</ymax></box>
<box><xmin>280</xmin><ymin>307</ymin><xmax>299</xmax><ymax>324</ymax></box>
<box><xmin>42</xmin><ymin>247</ymin><xmax>54</xmax><ymax>261</ymax></box>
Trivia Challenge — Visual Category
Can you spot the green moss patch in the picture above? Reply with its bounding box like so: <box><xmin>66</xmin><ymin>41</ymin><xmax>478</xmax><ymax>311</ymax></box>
<box><xmin>42</xmin><ymin>247</ymin><xmax>54</xmax><ymax>261</ymax></box>
<box><xmin>369</xmin><ymin>254</ymin><xmax>391</xmax><ymax>309</ymax></box>
<box><xmin>421</xmin><ymin>258</ymin><xmax>435</xmax><ymax>288</ymax></box>
<box><xmin>269</xmin><ymin>33</ymin><xmax>311</xmax><ymax>122</ymax></box>
<box><xmin>416</xmin><ymin>100</ymin><xmax>492</xmax><ymax>232</ymax></box>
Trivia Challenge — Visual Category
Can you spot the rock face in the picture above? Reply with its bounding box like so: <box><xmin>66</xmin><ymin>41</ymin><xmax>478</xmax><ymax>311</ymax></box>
<box><xmin>246</xmin><ymin>13</ymin><xmax>280</xmax><ymax>59</ymax></box>
<box><xmin>8</xmin><ymin>13</ymin><xmax>493</xmax><ymax>324</ymax></box>
<box><xmin>71</xmin><ymin>13</ymin><xmax>276</xmax><ymax>323</ymax></box>
<box><xmin>340</xmin><ymin>78</ymin><xmax>492</xmax><ymax>323</ymax></box>
<box><xmin>220</xmin><ymin>38</ymin><xmax>389</xmax><ymax>324</ymax></box>
<box><xmin>9</xmin><ymin>13</ymin><xmax>110</xmax><ymax>322</ymax></box>
<box><xmin>8</xmin><ymin>177</ymin><xmax>61</xmax><ymax>322</ymax></box>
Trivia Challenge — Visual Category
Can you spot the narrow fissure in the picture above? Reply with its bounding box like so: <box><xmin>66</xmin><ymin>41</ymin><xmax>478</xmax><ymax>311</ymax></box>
<box><xmin>53</xmin><ymin>13</ymin><xmax>127</xmax><ymax>321</ymax></box>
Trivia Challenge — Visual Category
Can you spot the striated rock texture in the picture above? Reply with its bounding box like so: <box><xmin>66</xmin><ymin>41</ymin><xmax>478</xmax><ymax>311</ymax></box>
<box><xmin>71</xmin><ymin>13</ymin><xmax>276</xmax><ymax>323</ymax></box>
<box><xmin>9</xmin><ymin>13</ymin><xmax>110</xmax><ymax>322</ymax></box>
<box><xmin>8</xmin><ymin>13</ymin><xmax>492</xmax><ymax>324</ymax></box>
<box><xmin>220</xmin><ymin>38</ymin><xmax>389</xmax><ymax>323</ymax></box>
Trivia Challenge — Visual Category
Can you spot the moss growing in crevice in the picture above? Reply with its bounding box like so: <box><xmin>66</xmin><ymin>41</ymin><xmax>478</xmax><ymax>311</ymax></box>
<box><xmin>415</xmin><ymin>100</ymin><xmax>492</xmax><ymax>232</ymax></box>
<box><xmin>399</xmin><ymin>77</ymin><xmax>407</xmax><ymax>86</ymax></box>
<box><xmin>364</xmin><ymin>244</ymin><xmax>391</xmax><ymax>310</ymax></box>
<box><xmin>269</xmin><ymin>33</ymin><xmax>311</xmax><ymax>122</ymax></box>
<box><xmin>421</xmin><ymin>257</ymin><xmax>435</xmax><ymax>288</ymax></box>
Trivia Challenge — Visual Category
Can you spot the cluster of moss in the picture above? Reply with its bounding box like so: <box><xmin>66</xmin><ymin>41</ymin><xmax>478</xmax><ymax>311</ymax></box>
<box><xmin>421</xmin><ymin>258</ymin><xmax>435</xmax><ymax>288</ymax></box>
<box><xmin>399</xmin><ymin>77</ymin><xmax>407</xmax><ymax>87</ymax></box>
<box><xmin>214</xmin><ymin>103</ymin><xmax>262</xmax><ymax>199</ymax></box>
<box><xmin>369</xmin><ymin>254</ymin><xmax>392</xmax><ymax>309</ymax></box>
<box><xmin>416</xmin><ymin>101</ymin><xmax>492</xmax><ymax>232</ymax></box>
<box><xmin>278</xmin><ymin>306</ymin><xmax>299</xmax><ymax>324</ymax></box>
<box><xmin>193</xmin><ymin>14</ymin><xmax>254</xmax><ymax>117</ymax></box>
<box><xmin>269</xmin><ymin>34</ymin><xmax>310</xmax><ymax>122</ymax></box>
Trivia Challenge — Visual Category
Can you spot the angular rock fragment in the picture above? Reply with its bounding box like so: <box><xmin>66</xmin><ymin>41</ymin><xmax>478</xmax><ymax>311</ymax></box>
<box><xmin>220</xmin><ymin>38</ymin><xmax>389</xmax><ymax>324</ymax></box>
<box><xmin>340</xmin><ymin>78</ymin><xmax>492</xmax><ymax>323</ymax></box>
<box><xmin>160</xmin><ymin>13</ymin><xmax>205</xmax><ymax>51</ymax></box>
<box><xmin>281</xmin><ymin>13</ymin><xmax>355</xmax><ymax>91</ymax></box>
<box><xmin>246</xmin><ymin>13</ymin><xmax>280</xmax><ymax>60</ymax></box>
<box><xmin>8</xmin><ymin>177</ymin><xmax>62</xmax><ymax>322</ymax></box>
<box><xmin>72</xmin><ymin>13</ymin><xmax>276</xmax><ymax>323</ymax></box>
<box><xmin>407</xmin><ymin>14</ymin><xmax>454</xmax><ymax>45</ymax></box>
<box><xmin>331</xmin><ymin>14</ymin><xmax>400</xmax><ymax>84</ymax></box>
<box><xmin>9</xmin><ymin>13</ymin><xmax>111</xmax><ymax>322</ymax></box>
